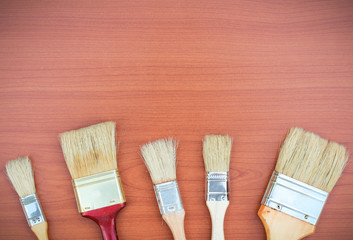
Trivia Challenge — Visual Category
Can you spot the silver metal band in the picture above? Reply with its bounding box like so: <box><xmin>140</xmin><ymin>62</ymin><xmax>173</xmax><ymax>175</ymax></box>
<box><xmin>261</xmin><ymin>171</ymin><xmax>329</xmax><ymax>225</ymax></box>
<box><xmin>206</xmin><ymin>172</ymin><xmax>229</xmax><ymax>201</ymax></box>
<box><xmin>20</xmin><ymin>193</ymin><xmax>45</xmax><ymax>227</ymax></box>
<box><xmin>154</xmin><ymin>180</ymin><xmax>183</xmax><ymax>215</ymax></box>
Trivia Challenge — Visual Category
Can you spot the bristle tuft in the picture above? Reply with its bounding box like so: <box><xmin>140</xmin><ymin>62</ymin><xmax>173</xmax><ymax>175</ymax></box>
<box><xmin>6</xmin><ymin>157</ymin><xmax>36</xmax><ymax>198</ymax></box>
<box><xmin>141</xmin><ymin>138</ymin><xmax>177</xmax><ymax>185</ymax></box>
<box><xmin>203</xmin><ymin>135</ymin><xmax>232</xmax><ymax>172</ymax></box>
<box><xmin>275</xmin><ymin>127</ymin><xmax>348</xmax><ymax>192</ymax></box>
<box><xmin>60</xmin><ymin>121</ymin><xmax>117</xmax><ymax>179</ymax></box>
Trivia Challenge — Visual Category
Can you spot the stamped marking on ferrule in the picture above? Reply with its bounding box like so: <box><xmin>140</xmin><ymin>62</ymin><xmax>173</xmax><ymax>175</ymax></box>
<box><xmin>261</xmin><ymin>171</ymin><xmax>329</xmax><ymax>225</ymax></box>
<box><xmin>206</xmin><ymin>172</ymin><xmax>229</xmax><ymax>201</ymax></box>
<box><xmin>154</xmin><ymin>180</ymin><xmax>183</xmax><ymax>215</ymax></box>
<box><xmin>20</xmin><ymin>193</ymin><xmax>45</xmax><ymax>227</ymax></box>
<box><xmin>73</xmin><ymin>170</ymin><xmax>126</xmax><ymax>212</ymax></box>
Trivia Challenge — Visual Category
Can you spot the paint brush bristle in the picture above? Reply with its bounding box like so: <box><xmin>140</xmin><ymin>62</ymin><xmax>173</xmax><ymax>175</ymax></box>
<box><xmin>203</xmin><ymin>135</ymin><xmax>232</xmax><ymax>172</ymax></box>
<box><xmin>60</xmin><ymin>121</ymin><xmax>117</xmax><ymax>179</ymax></box>
<box><xmin>275</xmin><ymin>127</ymin><xmax>348</xmax><ymax>192</ymax></box>
<box><xmin>141</xmin><ymin>138</ymin><xmax>177</xmax><ymax>185</ymax></box>
<box><xmin>6</xmin><ymin>157</ymin><xmax>48</xmax><ymax>238</ymax></box>
<box><xmin>6</xmin><ymin>156</ymin><xmax>36</xmax><ymax>198</ymax></box>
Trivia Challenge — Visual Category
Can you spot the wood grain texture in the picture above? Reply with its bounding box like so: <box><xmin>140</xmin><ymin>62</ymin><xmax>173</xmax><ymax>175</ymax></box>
<box><xmin>0</xmin><ymin>0</ymin><xmax>353</xmax><ymax>239</ymax></box>
<box><xmin>258</xmin><ymin>205</ymin><xmax>315</xmax><ymax>240</ymax></box>
<box><xmin>31</xmin><ymin>221</ymin><xmax>49</xmax><ymax>240</ymax></box>
<box><xmin>206</xmin><ymin>201</ymin><xmax>229</xmax><ymax>240</ymax></box>
<box><xmin>162</xmin><ymin>210</ymin><xmax>186</xmax><ymax>240</ymax></box>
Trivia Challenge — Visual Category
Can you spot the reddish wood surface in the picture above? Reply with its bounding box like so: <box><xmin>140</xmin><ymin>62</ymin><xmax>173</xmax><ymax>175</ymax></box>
<box><xmin>0</xmin><ymin>0</ymin><xmax>353</xmax><ymax>239</ymax></box>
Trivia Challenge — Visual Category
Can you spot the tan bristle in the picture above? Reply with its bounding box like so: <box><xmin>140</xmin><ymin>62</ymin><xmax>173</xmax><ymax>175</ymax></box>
<box><xmin>275</xmin><ymin>127</ymin><xmax>349</xmax><ymax>192</ymax></box>
<box><xmin>60</xmin><ymin>121</ymin><xmax>117</xmax><ymax>179</ymax></box>
<box><xmin>203</xmin><ymin>135</ymin><xmax>232</xmax><ymax>172</ymax></box>
<box><xmin>6</xmin><ymin>156</ymin><xmax>36</xmax><ymax>198</ymax></box>
<box><xmin>140</xmin><ymin>138</ymin><xmax>177</xmax><ymax>185</ymax></box>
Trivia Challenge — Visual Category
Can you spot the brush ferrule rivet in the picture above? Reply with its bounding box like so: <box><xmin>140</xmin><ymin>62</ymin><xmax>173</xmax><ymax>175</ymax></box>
<box><xmin>154</xmin><ymin>181</ymin><xmax>183</xmax><ymax>215</ymax></box>
<box><xmin>20</xmin><ymin>193</ymin><xmax>45</xmax><ymax>227</ymax></box>
<box><xmin>261</xmin><ymin>171</ymin><xmax>329</xmax><ymax>225</ymax></box>
<box><xmin>206</xmin><ymin>172</ymin><xmax>229</xmax><ymax>201</ymax></box>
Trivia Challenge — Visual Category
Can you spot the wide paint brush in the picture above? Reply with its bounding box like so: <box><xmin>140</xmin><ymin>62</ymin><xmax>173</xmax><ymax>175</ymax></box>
<box><xmin>258</xmin><ymin>127</ymin><xmax>348</xmax><ymax>239</ymax></box>
<box><xmin>60</xmin><ymin>122</ymin><xmax>126</xmax><ymax>240</ymax></box>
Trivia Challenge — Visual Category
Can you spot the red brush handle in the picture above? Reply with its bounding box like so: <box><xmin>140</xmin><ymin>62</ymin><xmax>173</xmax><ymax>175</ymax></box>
<box><xmin>81</xmin><ymin>203</ymin><xmax>126</xmax><ymax>240</ymax></box>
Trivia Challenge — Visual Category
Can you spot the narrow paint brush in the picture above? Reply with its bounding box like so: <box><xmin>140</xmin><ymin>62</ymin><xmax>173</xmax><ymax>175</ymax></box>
<box><xmin>6</xmin><ymin>157</ymin><xmax>49</xmax><ymax>240</ymax></box>
<box><xmin>60</xmin><ymin>122</ymin><xmax>126</xmax><ymax>240</ymax></box>
<box><xmin>203</xmin><ymin>135</ymin><xmax>232</xmax><ymax>240</ymax></box>
<box><xmin>140</xmin><ymin>138</ymin><xmax>186</xmax><ymax>240</ymax></box>
<box><xmin>258</xmin><ymin>127</ymin><xmax>349</xmax><ymax>240</ymax></box>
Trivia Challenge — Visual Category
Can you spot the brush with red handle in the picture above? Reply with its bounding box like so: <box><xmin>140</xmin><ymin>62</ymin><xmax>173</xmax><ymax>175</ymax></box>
<box><xmin>60</xmin><ymin>122</ymin><xmax>126</xmax><ymax>240</ymax></box>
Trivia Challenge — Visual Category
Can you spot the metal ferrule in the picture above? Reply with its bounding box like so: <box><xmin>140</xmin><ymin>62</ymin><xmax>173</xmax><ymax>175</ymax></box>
<box><xmin>72</xmin><ymin>169</ymin><xmax>125</xmax><ymax>213</ymax></box>
<box><xmin>206</xmin><ymin>172</ymin><xmax>229</xmax><ymax>201</ymax></box>
<box><xmin>261</xmin><ymin>171</ymin><xmax>329</xmax><ymax>225</ymax></box>
<box><xmin>20</xmin><ymin>193</ymin><xmax>45</xmax><ymax>227</ymax></box>
<box><xmin>153</xmin><ymin>180</ymin><xmax>183</xmax><ymax>215</ymax></box>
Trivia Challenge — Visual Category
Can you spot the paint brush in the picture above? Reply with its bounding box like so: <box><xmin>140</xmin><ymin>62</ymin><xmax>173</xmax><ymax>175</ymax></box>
<box><xmin>6</xmin><ymin>157</ymin><xmax>49</xmax><ymax>240</ymax></box>
<box><xmin>60</xmin><ymin>122</ymin><xmax>126</xmax><ymax>240</ymax></box>
<box><xmin>203</xmin><ymin>135</ymin><xmax>232</xmax><ymax>240</ymax></box>
<box><xmin>140</xmin><ymin>138</ymin><xmax>186</xmax><ymax>240</ymax></box>
<box><xmin>258</xmin><ymin>127</ymin><xmax>349</xmax><ymax>240</ymax></box>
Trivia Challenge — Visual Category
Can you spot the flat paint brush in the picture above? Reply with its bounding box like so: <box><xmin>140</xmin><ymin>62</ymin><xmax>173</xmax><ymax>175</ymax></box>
<box><xmin>60</xmin><ymin>122</ymin><xmax>126</xmax><ymax>240</ymax></box>
<box><xmin>258</xmin><ymin>127</ymin><xmax>349</xmax><ymax>240</ymax></box>
<box><xmin>141</xmin><ymin>139</ymin><xmax>186</xmax><ymax>240</ymax></box>
<box><xmin>6</xmin><ymin>157</ymin><xmax>49</xmax><ymax>240</ymax></box>
<box><xmin>203</xmin><ymin>135</ymin><xmax>232</xmax><ymax>240</ymax></box>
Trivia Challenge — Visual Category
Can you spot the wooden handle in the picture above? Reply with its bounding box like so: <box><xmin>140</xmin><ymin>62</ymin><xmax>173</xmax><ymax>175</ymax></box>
<box><xmin>258</xmin><ymin>205</ymin><xmax>315</xmax><ymax>240</ymax></box>
<box><xmin>31</xmin><ymin>221</ymin><xmax>49</xmax><ymax>240</ymax></box>
<box><xmin>81</xmin><ymin>203</ymin><xmax>126</xmax><ymax>240</ymax></box>
<box><xmin>162</xmin><ymin>210</ymin><xmax>186</xmax><ymax>240</ymax></box>
<box><xmin>206</xmin><ymin>201</ymin><xmax>229</xmax><ymax>240</ymax></box>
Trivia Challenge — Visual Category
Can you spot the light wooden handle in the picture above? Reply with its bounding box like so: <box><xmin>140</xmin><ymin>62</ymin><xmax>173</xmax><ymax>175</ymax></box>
<box><xmin>258</xmin><ymin>205</ymin><xmax>315</xmax><ymax>240</ymax></box>
<box><xmin>31</xmin><ymin>221</ymin><xmax>49</xmax><ymax>240</ymax></box>
<box><xmin>162</xmin><ymin>210</ymin><xmax>186</xmax><ymax>240</ymax></box>
<box><xmin>206</xmin><ymin>201</ymin><xmax>229</xmax><ymax>240</ymax></box>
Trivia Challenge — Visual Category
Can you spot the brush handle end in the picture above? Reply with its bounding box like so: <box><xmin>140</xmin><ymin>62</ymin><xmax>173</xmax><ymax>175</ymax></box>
<box><xmin>162</xmin><ymin>209</ymin><xmax>186</xmax><ymax>240</ymax></box>
<box><xmin>31</xmin><ymin>221</ymin><xmax>49</xmax><ymax>240</ymax></box>
<box><xmin>206</xmin><ymin>201</ymin><xmax>229</xmax><ymax>240</ymax></box>
<box><xmin>258</xmin><ymin>205</ymin><xmax>315</xmax><ymax>240</ymax></box>
<box><xmin>82</xmin><ymin>203</ymin><xmax>126</xmax><ymax>240</ymax></box>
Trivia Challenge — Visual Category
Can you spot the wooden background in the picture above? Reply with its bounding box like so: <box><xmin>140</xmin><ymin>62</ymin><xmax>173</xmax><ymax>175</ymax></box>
<box><xmin>0</xmin><ymin>0</ymin><xmax>353</xmax><ymax>239</ymax></box>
